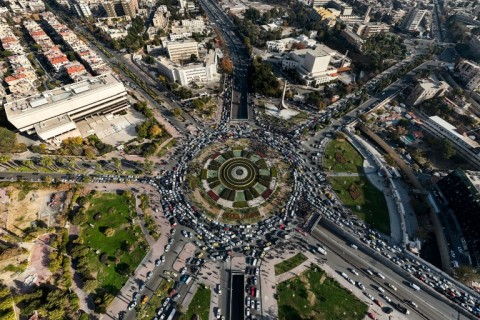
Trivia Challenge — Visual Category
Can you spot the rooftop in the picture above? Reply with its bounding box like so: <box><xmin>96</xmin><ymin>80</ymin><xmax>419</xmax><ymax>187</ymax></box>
<box><xmin>429</xmin><ymin>116</ymin><xmax>480</xmax><ymax>149</ymax></box>
<box><xmin>4</xmin><ymin>73</ymin><xmax>120</xmax><ymax>117</ymax></box>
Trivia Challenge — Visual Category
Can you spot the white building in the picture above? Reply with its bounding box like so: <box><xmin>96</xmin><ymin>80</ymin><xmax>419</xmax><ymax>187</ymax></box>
<box><xmin>281</xmin><ymin>44</ymin><xmax>351</xmax><ymax>86</ymax></box>
<box><xmin>157</xmin><ymin>50</ymin><xmax>218</xmax><ymax>86</ymax></box>
<box><xmin>456</xmin><ymin>60</ymin><xmax>480</xmax><ymax>91</ymax></box>
<box><xmin>73</xmin><ymin>0</ymin><xmax>92</xmax><ymax>17</ymax></box>
<box><xmin>266</xmin><ymin>35</ymin><xmax>317</xmax><ymax>52</ymax></box>
<box><xmin>4</xmin><ymin>73</ymin><xmax>129</xmax><ymax>143</ymax></box>
<box><xmin>422</xmin><ymin>116</ymin><xmax>480</xmax><ymax>169</ymax></box>
<box><xmin>407</xmin><ymin>78</ymin><xmax>449</xmax><ymax>105</ymax></box>
<box><xmin>341</xmin><ymin>28</ymin><xmax>365</xmax><ymax>50</ymax></box>
<box><xmin>181</xmin><ymin>18</ymin><xmax>204</xmax><ymax>27</ymax></box>
<box><xmin>165</xmin><ymin>39</ymin><xmax>199</xmax><ymax>63</ymax></box>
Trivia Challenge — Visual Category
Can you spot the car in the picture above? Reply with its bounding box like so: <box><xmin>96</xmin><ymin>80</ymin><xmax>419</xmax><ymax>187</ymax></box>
<box><xmin>132</xmin><ymin>292</ymin><xmax>138</xmax><ymax>300</ymax></box>
<box><xmin>380</xmin><ymin>294</ymin><xmax>391</xmax><ymax>303</ymax></box>
<box><xmin>155</xmin><ymin>259</ymin><xmax>161</xmax><ymax>266</ymax></box>
<box><xmin>364</xmin><ymin>292</ymin><xmax>374</xmax><ymax>301</ymax></box>
<box><xmin>356</xmin><ymin>281</ymin><xmax>365</xmax><ymax>290</ymax></box>
<box><xmin>128</xmin><ymin>302</ymin><xmax>136</xmax><ymax>310</ymax></box>
<box><xmin>376</xmin><ymin>272</ymin><xmax>385</xmax><ymax>279</ymax></box>
<box><xmin>146</xmin><ymin>271</ymin><xmax>153</xmax><ymax>280</ymax></box>
<box><xmin>350</xmin><ymin>269</ymin><xmax>359</xmax><ymax>276</ymax></box>
<box><xmin>366</xmin><ymin>269</ymin><xmax>374</xmax><ymax>276</ymax></box>
<box><xmin>406</xmin><ymin>300</ymin><xmax>418</xmax><ymax>308</ymax></box>
<box><xmin>375</xmin><ymin>285</ymin><xmax>384</xmax><ymax>293</ymax></box>
<box><xmin>139</xmin><ymin>283</ymin><xmax>146</xmax><ymax>291</ymax></box>
<box><xmin>386</xmin><ymin>283</ymin><xmax>397</xmax><ymax>291</ymax></box>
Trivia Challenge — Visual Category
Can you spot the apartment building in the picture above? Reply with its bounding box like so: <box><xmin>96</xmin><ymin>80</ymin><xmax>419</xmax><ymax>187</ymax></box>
<box><xmin>309</xmin><ymin>7</ymin><xmax>339</xmax><ymax>27</ymax></box>
<box><xmin>437</xmin><ymin>169</ymin><xmax>480</xmax><ymax>266</ymax></box>
<box><xmin>0</xmin><ymin>24</ymin><xmax>25</xmax><ymax>55</ymax></box>
<box><xmin>422</xmin><ymin>116</ymin><xmax>480</xmax><ymax>169</ymax></box>
<box><xmin>157</xmin><ymin>50</ymin><xmax>218</xmax><ymax>86</ymax></box>
<box><xmin>341</xmin><ymin>28</ymin><xmax>365</xmax><ymax>51</ymax></box>
<box><xmin>73</xmin><ymin>0</ymin><xmax>92</xmax><ymax>18</ymax></box>
<box><xmin>456</xmin><ymin>60</ymin><xmax>480</xmax><ymax>91</ymax></box>
<box><xmin>353</xmin><ymin>22</ymin><xmax>390</xmax><ymax>38</ymax></box>
<box><xmin>165</xmin><ymin>39</ymin><xmax>199</xmax><ymax>63</ymax></box>
<box><xmin>407</xmin><ymin>78</ymin><xmax>449</xmax><ymax>106</ymax></box>
<box><xmin>103</xmin><ymin>0</ymin><xmax>139</xmax><ymax>18</ymax></box>
<box><xmin>402</xmin><ymin>8</ymin><xmax>427</xmax><ymax>31</ymax></box>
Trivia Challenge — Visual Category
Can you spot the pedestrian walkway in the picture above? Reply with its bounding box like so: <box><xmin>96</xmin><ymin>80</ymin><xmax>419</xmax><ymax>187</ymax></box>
<box><xmin>260</xmin><ymin>241</ymin><xmax>408</xmax><ymax>320</ymax></box>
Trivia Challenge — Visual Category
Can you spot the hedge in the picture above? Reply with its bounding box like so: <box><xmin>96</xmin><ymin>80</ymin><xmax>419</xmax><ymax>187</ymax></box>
<box><xmin>207</xmin><ymin>177</ymin><xmax>219</xmax><ymax>183</ymax></box>
<box><xmin>250</xmin><ymin>187</ymin><xmax>260</xmax><ymax>198</ymax></box>
<box><xmin>233</xmin><ymin>201</ymin><xmax>249</xmax><ymax>208</ymax></box>
<box><xmin>244</xmin><ymin>189</ymin><xmax>253</xmax><ymax>201</ymax></box>
<box><xmin>200</xmin><ymin>169</ymin><xmax>208</xmax><ymax>179</ymax></box>
<box><xmin>209</xmin><ymin>180</ymin><xmax>221</xmax><ymax>189</ymax></box>
<box><xmin>270</xmin><ymin>167</ymin><xmax>278</xmax><ymax>177</ymax></box>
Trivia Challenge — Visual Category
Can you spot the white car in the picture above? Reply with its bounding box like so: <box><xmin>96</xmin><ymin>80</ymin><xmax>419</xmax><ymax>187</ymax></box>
<box><xmin>350</xmin><ymin>269</ymin><xmax>359</xmax><ymax>276</ymax></box>
<box><xmin>376</xmin><ymin>272</ymin><xmax>385</xmax><ymax>279</ymax></box>
<box><xmin>386</xmin><ymin>283</ymin><xmax>397</xmax><ymax>291</ymax></box>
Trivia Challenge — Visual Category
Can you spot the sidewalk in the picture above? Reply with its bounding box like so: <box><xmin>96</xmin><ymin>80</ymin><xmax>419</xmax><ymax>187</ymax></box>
<box><xmin>261</xmin><ymin>243</ymin><xmax>409</xmax><ymax>320</ymax></box>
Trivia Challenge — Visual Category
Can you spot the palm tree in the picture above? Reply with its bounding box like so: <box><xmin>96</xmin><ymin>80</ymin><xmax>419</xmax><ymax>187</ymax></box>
<box><xmin>23</xmin><ymin>159</ymin><xmax>36</xmax><ymax>170</ymax></box>
<box><xmin>112</xmin><ymin>157</ymin><xmax>122</xmax><ymax>173</ymax></box>
<box><xmin>39</xmin><ymin>156</ymin><xmax>54</xmax><ymax>170</ymax></box>
<box><xmin>0</xmin><ymin>155</ymin><xmax>13</xmax><ymax>169</ymax></box>
<box><xmin>67</xmin><ymin>158</ymin><xmax>78</xmax><ymax>171</ymax></box>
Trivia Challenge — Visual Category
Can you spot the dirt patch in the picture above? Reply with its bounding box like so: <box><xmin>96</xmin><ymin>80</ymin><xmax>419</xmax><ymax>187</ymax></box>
<box><xmin>348</xmin><ymin>184</ymin><xmax>361</xmax><ymax>200</ymax></box>
<box><xmin>299</xmin><ymin>273</ymin><xmax>317</xmax><ymax>307</ymax></box>
<box><xmin>0</xmin><ymin>188</ymin><xmax>64</xmax><ymax>236</ymax></box>
<box><xmin>335</xmin><ymin>152</ymin><xmax>346</xmax><ymax>164</ymax></box>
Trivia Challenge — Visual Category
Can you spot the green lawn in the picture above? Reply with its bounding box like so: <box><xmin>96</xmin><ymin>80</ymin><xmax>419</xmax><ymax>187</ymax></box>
<box><xmin>183</xmin><ymin>284</ymin><xmax>211</xmax><ymax>320</ymax></box>
<box><xmin>328</xmin><ymin>176</ymin><xmax>390</xmax><ymax>234</ymax></box>
<box><xmin>80</xmin><ymin>193</ymin><xmax>148</xmax><ymax>294</ymax></box>
<box><xmin>277</xmin><ymin>266</ymin><xmax>368</xmax><ymax>320</ymax></box>
<box><xmin>274</xmin><ymin>253</ymin><xmax>308</xmax><ymax>275</ymax></box>
<box><xmin>323</xmin><ymin>140</ymin><xmax>364</xmax><ymax>173</ymax></box>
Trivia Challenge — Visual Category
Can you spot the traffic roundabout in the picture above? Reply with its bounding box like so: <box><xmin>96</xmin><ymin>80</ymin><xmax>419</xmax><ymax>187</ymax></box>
<box><xmin>201</xmin><ymin>148</ymin><xmax>277</xmax><ymax>209</ymax></box>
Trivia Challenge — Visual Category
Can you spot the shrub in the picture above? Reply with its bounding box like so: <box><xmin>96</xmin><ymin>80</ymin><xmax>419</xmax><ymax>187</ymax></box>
<box><xmin>271</xmin><ymin>167</ymin><xmax>278</xmax><ymax>177</ymax></box>
<box><xmin>233</xmin><ymin>201</ymin><xmax>248</xmax><ymax>208</ymax></box>
<box><xmin>104</xmin><ymin>227</ymin><xmax>115</xmax><ymax>237</ymax></box>
<box><xmin>244</xmin><ymin>189</ymin><xmax>253</xmax><ymax>201</ymax></box>
<box><xmin>200</xmin><ymin>169</ymin><xmax>208</xmax><ymax>179</ymax></box>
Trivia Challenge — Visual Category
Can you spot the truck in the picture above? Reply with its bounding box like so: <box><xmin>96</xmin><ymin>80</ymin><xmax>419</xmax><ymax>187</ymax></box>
<box><xmin>409</xmin><ymin>282</ymin><xmax>420</xmax><ymax>291</ymax></box>
<box><xmin>317</xmin><ymin>246</ymin><xmax>327</xmax><ymax>255</ymax></box>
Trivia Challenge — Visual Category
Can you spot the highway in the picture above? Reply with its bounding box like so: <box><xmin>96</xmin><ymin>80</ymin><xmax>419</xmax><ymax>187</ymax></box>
<box><xmin>198</xmin><ymin>0</ymin><xmax>250</xmax><ymax>120</ymax></box>
<box><xmin>310</xmin><ymin>223</ymin><xmax>473</xmax><ymax>320</ymax></box>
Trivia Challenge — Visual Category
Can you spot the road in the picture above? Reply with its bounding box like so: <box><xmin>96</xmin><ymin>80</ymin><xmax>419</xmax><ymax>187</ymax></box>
<box><xmin>198</xmin><ymin>0</ymin><xmax>250</xmax><ymax>120</ymax></box>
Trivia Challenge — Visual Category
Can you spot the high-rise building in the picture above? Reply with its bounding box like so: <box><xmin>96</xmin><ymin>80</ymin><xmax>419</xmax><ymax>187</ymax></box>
<box><xmin>407</xmin><ymin>78</ymin><xmax>449</xmax><ymax>105</ymax></box>
<box><xmin>73</xmin><ymin>0</ymin><xmax>92</xmax><ymax>18</ymax></box>
<box><xmin>456</xmin><ymin>60</ymin><xmax>480</xmax><ymax>91</ymax></box>
<box><xmin>437</xmin><ymin>169</ymin><xmax>480</xmax><ymax>266</ymax></box>
<box><xmin>103</xmin><ymin>0</ymin><xmax>138</xmax><ymax>17</ymax></box>
<box><xmin>165</xmin><ymin>39</ymin><xmax>199</xmax><ymax>63</ymax></box>
<box><xmin>352</xmin><ymin>22</ymin><xmax>390</xmax><ymax>38</ymax></box>
<box><xmin>402</xmin><ymin>8</ymin><xmax>427</xmax><ymax>31</ymax></box>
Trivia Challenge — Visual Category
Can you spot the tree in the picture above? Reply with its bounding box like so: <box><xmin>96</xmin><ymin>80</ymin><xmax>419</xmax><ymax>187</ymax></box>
<box><xmin>190</xmin><ymin>53</ymin><xmax>198</xmax><ymax>62</ymax></box>
<box><xmin>148</xmin><ymin>124</ymin><xmax>163</xmax><ymax>137</ymax></box>
<box><xmin>42</xmin><ymin>175</ymin><xmax>53</xmax><ymax>183</ymax></box>
<box><xmin>112</xmin><ymin>158</ymin><xmax>122</xmax><ymax>172</ymax></box>
<box><xmin>143</xmin><ymin>160</ymin><xmax>155</xmax><ymax>174</ymax></box>
<box><xmin>84</xmin><ymin>146</ymin><xmax>96</xmax><ymax>159</ymax></box>
<box><xmin>220</xmin><ymin>57</ymin><xmax>233</xmax><ymax>74</ymax></box>
<box><xmin>83</xmin><ymin>279</ymin><xmax>98</xmax><ymax>293</ymax></box>
<box><xmin>442</xmin><ymin>139</ymin><xmax>456</xmax><ymax>159</ymax></box>
<box><xmin>0</xmin><ymin>128</ymin><xmax>17</xmax><ymax>153</ymax></box>
<box><xmin>173</xmin><ymin>108</ymin><xmax>183</xmax><ymax>117</ymax></box>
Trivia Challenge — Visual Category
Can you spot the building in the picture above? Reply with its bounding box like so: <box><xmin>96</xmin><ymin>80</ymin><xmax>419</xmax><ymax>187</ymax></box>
<box><xmin>152</xmin><ymin>7</ymin><xmax>168</xmax><ymax>28</ymax></box>
<box><xmin>103</xmin><ymin>0</ymin><xmax>139</xmax><ymax>17</ymax></box>
<box><xmin>181</xmin><ymin>18</ymin><xmax>204</xmax><ymax>28</ymax></box>
<box><xmin>352</xmin><ymin>22</ymin><xmax>390</xmax><ymax>38</ymax></box>
<box><xmin>402</xmin><ymin>8</ymin><xmax>427</xmax><ymax>31</ymax></box>
<box><xmin>165</xmin><ymin>39</ymin><xmax>199</xmax><ymax>63</ymax></box>
<box><xmin>341</xmin><ymin>28</ymin><xmax>365</xmax><ymax>51</ymax></box>
<box><xmin>422</xmin><ymin>116</ymin><xmax>480</xmax><ymax>169</ymax></box>
<box><xmin>437</xmin><ymin>169</ymin><xmax>480</xmax><ymax>266</ymax></box>
<box><xmin>281</xmin><ymin>44</ymin><xmax>351</xmax><ymax>86</ymax></box>
<box><xmin>407</xmin><ymin>78</ymin><xmax>449</xmax><ymax>106</ymax></box>
<box><xmin>157</xmin><ymin>50</ymin><xmax>218</xmax><ymax>86</ymax></box>
<box><xmin>309</xmin><ymin>7</ymin><xmax>339</xmax><ymax>27</ymax></box>
<box><xmin>327</xmin><ymin>0</ymin><xmax>352</xmax><ymax>15</ymax></box>
<box><xmin>73</xmin><ymin>0</ymin><xmax>92</xmax><ymax>17</ymax></box>
<box><xmin>266</xmin><ymin>34</ymin><xmax>317</xmax><ymax>52</ymax></box>
<box><xmin>456</xmin><ymin>60</ymin><xmax>480</xmax><ymax>91</ymax></box>
<box><xmin>469</xmin><ymin>36</ymin><xmax>480</xmax><ymax>58</ymax></box>
<box><xmin>4</xmin><ymin>73</ymin><xmax>129</xmax><ymax>143</ymax></box>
